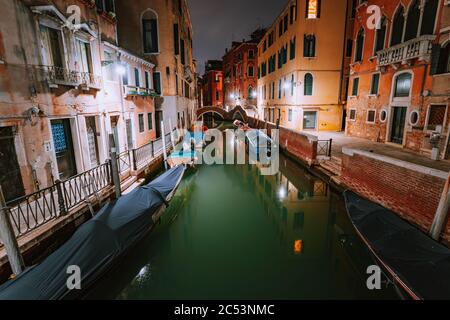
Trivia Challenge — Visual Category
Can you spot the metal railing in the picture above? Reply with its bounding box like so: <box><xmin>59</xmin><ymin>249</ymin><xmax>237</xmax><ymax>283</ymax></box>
<box><xmin>123</xmin><ymin>85</ymin><xmax>156</xmax><ymax>97</ymax></box>
<box><xmin>317</xmin><ymin>139</ymin><xmax>333</xmax><ymax>158</ymax></box>
<box><xmin>43</xmin><ymin>66</ymin><xmax>80</xmax><ymax>86</ymax></box>
<box><xmin>0</xmin><ymin>130</ymin><xmax>179</xmax><ymax>245</ymax></box>
<box><xmin>80</xmin><ymin>71</ymin><xmax>102</xmax><ymax>89</ymax></box>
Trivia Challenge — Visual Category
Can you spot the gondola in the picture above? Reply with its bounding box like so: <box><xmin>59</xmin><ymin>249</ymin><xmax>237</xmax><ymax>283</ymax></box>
<box><xmin>344</xmin><ymin>190</ymin><xmax>450</xmax><ymax>300</ymax></box>
<box><xmin>0</xmin><ymin>165</ymin><xmax>185</xmax><ymax>300</ymax></box>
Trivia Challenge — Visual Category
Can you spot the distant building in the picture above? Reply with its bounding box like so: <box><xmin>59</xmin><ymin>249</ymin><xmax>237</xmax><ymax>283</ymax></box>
<box><xmin>202</xmin><ymin>60</ymin><xmax>224</xmax><ymax>107</ymax></box>
<box><xmin>257</xmin><ymin>0</ymin><xmax>353</xmax><ymax>132</ymax></box>
<box><xmin>116</xmin><ymin>0</ymin><xmax>197</xmax><ymax>135</ymax></box>
<box><xmin>223</xmin><ymin>29</ymin><xmax>265</xmax><ymax>113</ymax></box>
<box><xmin>346</xmin><ymin>0</ymin><xmax>447</xmax><ymax>158</ymax></box>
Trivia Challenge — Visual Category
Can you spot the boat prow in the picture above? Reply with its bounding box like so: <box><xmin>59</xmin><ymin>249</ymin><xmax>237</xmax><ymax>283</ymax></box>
<box><xmin>344</xmin><ymin>190</ymin><xmax>450</xmax><ymax>300</ymax></box>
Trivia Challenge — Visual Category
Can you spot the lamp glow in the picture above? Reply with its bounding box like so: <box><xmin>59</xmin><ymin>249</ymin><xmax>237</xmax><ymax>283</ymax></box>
<box><xmin>115</xmin><ymin>64</ymin><xmax>126</xmax><ymax>76</ymax></box>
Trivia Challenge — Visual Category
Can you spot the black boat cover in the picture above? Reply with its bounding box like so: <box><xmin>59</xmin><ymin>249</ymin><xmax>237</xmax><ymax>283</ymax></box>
<box><xmin>344</xmin><ymin>191</ymin><xmax>450</xmax><ymax>300</ymax></box>
<box><xmin>0</xmin><ymin>165</ymin><xmax>185</xmax><ymax>300</ymax></box>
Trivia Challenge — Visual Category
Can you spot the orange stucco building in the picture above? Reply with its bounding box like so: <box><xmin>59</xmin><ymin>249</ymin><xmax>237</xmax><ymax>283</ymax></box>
<box><xmin>346</xmin><ymin>0</ymin><xmax>449</xmax><ymax>159</ymax></box>
<box><xmin>202</xmin><ymin>60</ymin><xmax>223</xmax><ymax>107</ymax></box>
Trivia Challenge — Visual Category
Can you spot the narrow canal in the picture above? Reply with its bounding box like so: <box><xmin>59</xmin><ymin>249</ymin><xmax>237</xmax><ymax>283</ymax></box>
<box><xmin>86</xmin><ymin>143</ymin><xmax>398</xmax><ymax>299</ymax></box>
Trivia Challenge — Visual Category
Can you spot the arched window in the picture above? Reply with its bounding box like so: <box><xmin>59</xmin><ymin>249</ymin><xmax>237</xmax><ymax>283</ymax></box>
<box><xmin>354</xmin><ymin>28</ymin><xmax>364</xmax><ymax>62</ymax></box>
<box><xmin>374</xmin><ymin>17</ymin><xmax>387</xmax><ymax>53</ymax></box>
<box><xmin>394</xmin><ymin>73</ymin><xmax>412</xmax><ymax>98</ymax></box>
<box><xmin>391</xmin><ymin>6</ymin><xmax>405</xmax><ymax>46</ymax></box>
<box><xmin>248</xmin><ymin>86</ymin><xmax>255</xmax><ymax>99</ymax></box>
<box><xmin>404</xmin><ymin>0</ymin><xmax>421</xmax><ymax>41</ymax></box>
<box><xmin>421</xmin><ymin>0</ymin><xmax>439</xmax><ymax>36</ymax></box>
<box><xmin>304</xmin><ymin>73</ymin><xmax>313</xmax><ymax>96</ymax></box>
<box><xmin>142</xmin><ymin>10</ymin><xmax>159</xmax><ymax>54</ymax></box>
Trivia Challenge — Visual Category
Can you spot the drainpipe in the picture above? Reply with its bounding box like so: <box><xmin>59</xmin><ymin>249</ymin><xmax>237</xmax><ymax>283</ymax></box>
<box><xmin>430</xmin><ymin>172</ymin><xmax>450</xmax><ymax>241</ymax></box>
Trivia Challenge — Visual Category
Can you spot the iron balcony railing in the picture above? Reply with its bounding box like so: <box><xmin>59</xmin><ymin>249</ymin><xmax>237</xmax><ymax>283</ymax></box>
<box><xmin>80</xmin><ymin>71</ymin><xmax>102</xmax><ymax>89</ymax></box>
<box><xmin>42</xmin><ymin>66</ymin><xmax>102</xmax><ymax>89</ymax></box>
<box><xmin>376</xmin><ymin>35</ymin><xmax>435</xmax><ymax>67</ymax></box>
<box><xmin>123</xmin><ymin>85</ymin><xmax>156</xmax><ymax>97</ymax></box>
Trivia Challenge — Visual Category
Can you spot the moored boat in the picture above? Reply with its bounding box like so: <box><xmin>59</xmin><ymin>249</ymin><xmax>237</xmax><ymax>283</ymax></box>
<box><xmin>0</xmin><ymin>166</ymin><xmax>185</xmax><ymax>300</ymax></box>
<box><xmin>344</xmin><ymin>190</ymin><xmax>450</xmax><ymax>300</ymax></box>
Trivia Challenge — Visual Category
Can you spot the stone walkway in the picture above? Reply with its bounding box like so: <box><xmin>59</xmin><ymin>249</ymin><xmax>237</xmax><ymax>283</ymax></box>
<box><xmin>315</xmin><ymin>132</ymin><xmax>450</xmax><ymax>173</ymax></box>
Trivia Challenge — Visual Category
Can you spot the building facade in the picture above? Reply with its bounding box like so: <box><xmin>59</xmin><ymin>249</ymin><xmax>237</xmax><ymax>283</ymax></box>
<box><xmin>257</xmin><ymin>0</ymin><xmax>352</xmax><ymax>132</ymax></box>
<box><xmin>202</xmin><ymin>60</ymin><xmax>223</xmax><ymax>107</ymax></box>
<box><xmin>223</xmin><ymin>29</ymin><xmax>265</xmax><ymax>113</ymax></box>
<box><xmin>116</xmin><ymin>0</ymin><xmax>197</xmax><ymax>136</ymax></box>
<box><xmin>346</xmin><ymin>0</ymin><xmax>448</xmax><ymax>158</ymax></box>
<box><xmin>0</xmin><ymin>0</ymin><xmax>157</xmax><ymax>202</ymax></box>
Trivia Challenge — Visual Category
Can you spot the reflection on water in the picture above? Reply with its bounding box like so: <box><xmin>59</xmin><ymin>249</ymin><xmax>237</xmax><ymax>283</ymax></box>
<box><xmin>86</xmin><ymin>154</ymin><xmax>397</xmax><ymax>300</ymax></box>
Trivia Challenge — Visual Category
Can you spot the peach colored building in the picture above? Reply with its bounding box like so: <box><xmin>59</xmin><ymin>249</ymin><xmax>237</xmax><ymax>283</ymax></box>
<box><xmin>0</xmin><ymin>0</ymin><xmax>157</xmax><ymax>202</ymax></box>
<box><xmin>115</xmin><ymin>0</ymin><xmax>197</xmax><ymax>136</ymax></box>
<box><xmin>346</xmin><ymin>0</ymin><xmax>448</xmax><ymax>159</ymax></box>
<box><xmin>257</xmin><ymin>0</ymin><xmax>353</xmax><ymax>132</ymax></box>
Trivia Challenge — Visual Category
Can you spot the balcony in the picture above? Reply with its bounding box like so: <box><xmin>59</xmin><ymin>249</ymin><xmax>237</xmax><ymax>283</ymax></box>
<box><xmin>123</xmin><ymin>85</ymin><xmax>156</xmax><ymax>97</ymax></box>
<box><xmin>184</xmin><ymin>66</ymin><xmax>194</xmax><ymax>83</ymax></box>
<box><xmin>377</xmin><ymin>35</ymin><xmax>435</xmax><ymax>68</ymax></box>
<box><xmin>43</xmin><ymin>66</ymin><xmax>102</xmax><ymax>90</ymax></box>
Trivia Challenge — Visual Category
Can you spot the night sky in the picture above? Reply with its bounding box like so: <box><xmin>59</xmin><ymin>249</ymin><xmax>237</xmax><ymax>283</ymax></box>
<box><xmin>188</xmin><ymin>0</ymin><xmax>287</xmax><ymax>74</ymax></box>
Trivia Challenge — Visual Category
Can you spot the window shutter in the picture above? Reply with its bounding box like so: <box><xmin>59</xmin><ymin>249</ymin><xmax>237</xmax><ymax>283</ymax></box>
<box><xmin>430</xmin><ymin>44</ymin><xmax>442</xmax><ymax>75</ymax></box>
<box><xmin>317</xmin><ymin>0</ymin><xmax>321</xmax><ymax>18</ymax></box>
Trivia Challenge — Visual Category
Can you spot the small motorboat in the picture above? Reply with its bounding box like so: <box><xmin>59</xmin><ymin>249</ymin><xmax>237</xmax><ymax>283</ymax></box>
<box><xmin>167</xmin><ymin>150</ymin><xmax>197</xmax><ymax>168</ymax></box>
<box><xmin>344</xmin><ymin>190</ymin><xmax>450</xmax><ymax>300</ymax></box>
<box><xmin>0</xmin><ymin>166</ymin><xmax>185</xmax><ymax>300</ymax></box>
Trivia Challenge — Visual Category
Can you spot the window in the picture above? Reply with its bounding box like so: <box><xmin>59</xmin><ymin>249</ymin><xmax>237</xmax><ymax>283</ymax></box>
<box><xmin>284</xmin><ymin>15</ymin><xmax>288</xmax><ymax>32</ymax></box>
<box><xmin>404</xmin><ymin>0</ymin><xmax>420</xmax><ymax>42</ymax></box>
<box><xmin>248</xmin><ymin>65</ymin><xmax>254</xmax><ymax>77</ymax></box>
<box><xmin>380</xmin><ymin>109</ymin><xmax>387</xmax><ymax>122</ymax></box>
<box><xmin>76</xmin><ymin>40</ymin><xmax>93</xmax><ymax>74</ymax></box>
<box><xmin>248</xmin><ymin>87</ymin><xmax>255</xmax><ymax>99</ymax></box>
<box><xmin>304</xmin><ymin>73</ymin><xmax>313</xmax><ymax>96</ymax></box>
<box><xmin>291</xmin><ymin>74</ymin><xmax>295</xmax><ymax>96</ymax></box>
<box><xmin>180</xmin><ymin>39</ymin><xmax>185</xmax><ymax>65</ymax></box>
<box><xmin>367</xmin><ymin>110</ymin><xmax>376</xmax><ymax>123</ymax></box>
<box><xmin>352</xmin><ymin>77</ymin><xmax>359</xmax><ymax>96</ymax></box>
<box><xmin>288</xmin><ymin>109</ymin><xmax>293</xmax><ymax>122</ymax></box>
<box><xmin>268</xmin><ymin>32</ymin><xmax>274</xmax><ymax>47</ymax></box>
<box><xmin>103</xmin><ymin>51</ymin><xmax>116</xmax><ymax>81</ymax></box>
<box><xmin>153</xmin><ymin>72</ymin><xmax>161</xmax><ymax>95</ymax></box>
<box><xmin>394</xmin><ymin>73</ymin><xmax>412</xmax><ymax>98</ymax></box>
<box><xmin>351</xmin><ymin>0</ymin><xmax>357</xmax><ymax>18</ymax></box>
<box><xmin>142</xmin><ymin>11</ymin><xmax>159</xmax><ymax>53</ymax></box>
<box><xmin>303</xmin><ymin>111</ymin><xmax>317</xmax><ymax>130</ymax></box>
<box><xmin>306</xmin><ymin>0</ymin><xmax>320</xmax><ymax>19</ymax></box>
<box><xmin>272</xmin><ymin>82</ymin><xmax>275</xmax><ymax>99</ymax></box>
<box><xmin>290</xmin><ymin>37</ymin><xmax>296</xmax><ymax>60</ymax></box>
<box><xmin>290</xmin><ymin>5</ymin><xmax>295</xmax><ymax>24</ymax></box>
<box><xmin>354</xmin><ymin>28</ymin><xmax>364</xmax><ymax>62</ymax></box>
<box><xmin>370</xmin><ymin>73</ymin><xmax>380</xmax><ymax>95</ymax></box>
<box><xmin>122</xmin><ymin>64</ymin><xmax>129</xmax><ymax>85</ymax></box>
<box><xmin>346</xmin><ymin>39</ymin><xmax>353</xmax><ymax>57</ymax></box>
<box><xmin>430</xmin><ymin>43</ymin><xmax>450</xmax><ymax>75</ymax></box>
<box><xmin>374</xmin><ymin>17</ymin><xmax>387</xmax><ymax>53</ymax></box>
<box><xmin>138</xmin><ymin>114</ymin><xmax>145</xmax><ymax>133</ymax></box>
<box><xmin>40</xmin><ymin>25</ymin><xmax>63</xmax><ymax>68</ymax></box>
<box><xmin>173</xmin><ymin>24</ymin><xmax>180</xmax><ymax>55</ymax></box>
<box><xmin>409</xmin><ymin>110</ymin><xmax>420</xmax><ymax>126</ymax></box>
<box><xmin>261</xmin><ymin>62</ymin><xmax>267</xmax><ymax>76</ymax></box>
<box><xmin>147</xmin><ymin>113</ymin><xmax>153</xmax><ymax>130</ymax></box>
<box><xmin>349</xmin><ymin>109</ymin><xmax>357</xmax><ymax>121</ymax></box>
<box><xmin>421</xmin><ymin>0</ymin><xmax>438</xmax><ymax>36</ymax></box>
<box><xmin>134</xmin><ymin>68</ymin><xmax>140</xmax><ymax>87</ymax></box>
<box><xmin>145</xmin><ymin>71</ymin><xmax>150</xmax><ymax>89</ymax></box>
<box><xmin>278</xmin><ymin>80</ymin><xmax>282</xmax><ymax>99</ymax></box>
<box><xmin>303</xmin><ymin>34</ymin><xmax>316</xmax><ymax>57</ymax></box>
<box><xmin>216</xmin><ymin>91</ymin><xmax>220</xmax><ymax>101</ymax></box>
<box><xmin>426</xmin><ymin>105</ymin><xmax>447</xmax><ymax>131</ymax></box>
<box><xmin>279</xmin><ymin>20</ymin><xmax>283</xmax><ymax>37</ymax></box>
<box><xmin>248</xmin><ymin>49</ymin><xmax>255</xmax><ymax>60</ymax></box>
<box><xmin>391</xmin><ymin>6</ymin><xmax>405</xmax><ymax>46</ymax></box>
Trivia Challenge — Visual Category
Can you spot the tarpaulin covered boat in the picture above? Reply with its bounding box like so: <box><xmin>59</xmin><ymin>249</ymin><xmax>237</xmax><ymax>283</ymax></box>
<box><xmin>0</xmin><ymin>166</ymin><xmax>185</xmax><ymax>300</ymax></box>
<box><xmin>344</xmin><ymin>190</ymin><xmax>450</xmax><ymax>300</ymax></box>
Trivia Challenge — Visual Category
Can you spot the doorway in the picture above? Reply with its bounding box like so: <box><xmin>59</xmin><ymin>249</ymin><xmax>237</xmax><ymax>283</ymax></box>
<box><xmin>110</xmin><ymin>116</ymin><xmax>120</xmax><ymax>150</ymax></box>
<box><xmin>51</xmin><ymin>119</ymin><xmax>77</xmax><ymax>180</ymax></box>
<box><xmin>390</xmin><ymin>107</ymin><xmax>407</xmax><ymax>144</ymax></box>
<box><xmin>155</xmin><ymin>111</ymin><xmax>163</xmax><ymax>138</ymax></box>
<box><xmin>0</xmin><ymin>127</ymin><xmax>25</xmax><ymax>202</ymax></box>
<box><xmin>126</xmin><ymin>119</ymin><xmax>134</xmax><ymax>150</ymax></box>
<box><xmin>341</xmin><ymin>109</ymin><xmax>347</xmax><ymax>132</ymax></box>
<box><xmin>303</xmin><ymin>111</ymin><xmax>318</xmax><ymax>130</ymax></box>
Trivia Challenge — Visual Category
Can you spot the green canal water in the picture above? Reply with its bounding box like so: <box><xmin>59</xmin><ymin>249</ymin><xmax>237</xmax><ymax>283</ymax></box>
<box><xmin>86</xmin><ymin>151</ymin><xmax>398</xmax><ymax>300</ymax></box>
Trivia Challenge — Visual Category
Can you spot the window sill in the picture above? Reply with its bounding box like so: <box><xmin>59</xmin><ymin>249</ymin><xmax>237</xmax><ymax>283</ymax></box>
<box><xmin>366</xmin><ymin>121</ymin><xmax>376</xmax><ymax>125</ymax></box>
<box><xmin>368</xmin><ymin>94</ymin><xmax>379</xmax><ymax>98</ymax></box>
<box><xmin>144</xmin><ymin>52</ymin><xmax>161</xmax><ymax>56</ymax></box>
<box><xmin>349</xmin><ymin>95</ymin><xmax>358</xmax><ymax>99</ymax></box>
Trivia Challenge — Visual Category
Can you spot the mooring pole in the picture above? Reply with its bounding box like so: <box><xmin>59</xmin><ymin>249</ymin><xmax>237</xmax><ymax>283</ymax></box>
<box><xmin>161</xmin><ymin>121</ymin><xmax>168</xmax><ymax>170</ymax></box>
<box><xmin>109</xmin><ymin>134</ymin><xmax>122</xmax><ymax>199</ymax></box>
<box><xmin>431</xmin><ymin>172</ymin><xmax>450</xmax><ymax>240</ymax></box>
<box><xmin>0</xmin><ymin>186</ymin><xmax>24</xmax><ymax>276</ymax></box>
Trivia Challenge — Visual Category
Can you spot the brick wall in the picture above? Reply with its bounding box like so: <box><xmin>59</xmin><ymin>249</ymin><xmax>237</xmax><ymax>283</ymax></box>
<box><xmin>340</xmin><ymin>148</ymin><xmax>449</xmax><ymax>244</ymax></box>
<box><xmin>247</xmin><ymin>117</ymin><xmax>317</xmax><ymax>166</ymax></box>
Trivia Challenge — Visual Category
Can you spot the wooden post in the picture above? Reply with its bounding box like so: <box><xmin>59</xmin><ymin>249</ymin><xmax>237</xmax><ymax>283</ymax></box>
<box><xmin>0</xmin><ymin>186</ymin><xmax>24</xmax><ymax>276</ymax></box>
<box><xmin>161</xmin><ymin>121</ymin><xmax>168</xmax><ymax>170</ymax></box>
<box><xmin>109</xmin><ymin>134</ymin><xmax>122</xmax><ymax>199</ymax></box>
<box><xmin>430</xmin><ymin>173</ymin><xmax>450</xmax><ymax>240</ymax></box>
